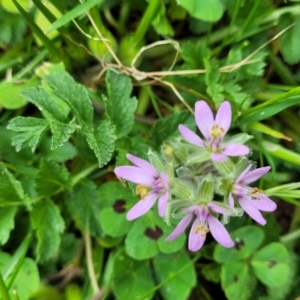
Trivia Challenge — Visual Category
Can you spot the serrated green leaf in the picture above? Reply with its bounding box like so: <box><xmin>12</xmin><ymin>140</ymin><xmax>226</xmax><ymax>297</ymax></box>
<box><xmin>105</xmin><ymin>71</ymin><xmax>138</xmax><ymax>138</ymax></box>
<box><xmin>46</xmin><ymin>71</ymin><xmax>94</xmax><ymax>125</ymax></box>
<box><xmin>153</xmin><ymin>251</ymin><xmax>196</xmax><ymax>300</ymax></box>
<box><xmin>50</xmin><ymin>119</ymin><xmax>77</xmax><ymax>149</ymax></box>
<box><xmin>149</xmin><ymin>110</ymin><xmax>195</xmax><ymax>147</ymax></box>
<box><xmin>279</xmin><ymin>14</ymin><xmax>300</xmax><ymax>65</ymax></box>
<box><xmin>85</xmin><ymin>120</ymin><xmax>116</xmax><ymax>167</ymax></box>
<box><xmin>0</xmin><ymin>207</ymin><xmax>17</xmax><ymax>245</ymax></box>
<box><xmin>47</xmin><ymin>0</ymin><xmax>105</xmax><ymax>33</ymax></box>
<box><xmin>0</xmin><ymin>165</ymin><xmax>26</xmax><ymax>205</ymax></box>
<box><xmin>251</xmin><ymin>242</ymin><xmax>290</xmax><ymax>287</ymax></box>
<box><xmin>98</xmin><ymin>182</ymin><xmax>138</xmax><ymax>237</ymax></box>
<box><xmin>176</xmin><ymin>0</ymin><xmax>224</xmax><ymax>21</ymax></box>
<box><xmin>31</xmin><ymin>199</ymin><xmax>65</xmax><ymax>262</ymax></box>
<box><xmin>214</xmin><ymin>226</ymin><xmax>265</xmax><ymax>263</ymax></box>
<box><xmin>7</xmin><ymin>117</ymin><xmax>49</xmax><ymax>152</ymax></box>
<box><xmin>21</xmin><ymin>87</ymin><xmax>67</xmax><ymax>122</ymax></box>
<box><xmin>221</xmin><ymin>261</ymin><xmax>254</xmax><ymax>300</ymax></box>
<box><xmin>66</xmin><ymin>179</ymin><xmax>102</xmax><ymax>237</ymax></box>
<box><xmin>112</xmin><ymin>250</ymin><xmax>155</xmax><ymax>300</ymax></box>
<box><xmin>35</xmin><ymin>159</ymin><xmax>71</xmax><ymax>197</ymax></box>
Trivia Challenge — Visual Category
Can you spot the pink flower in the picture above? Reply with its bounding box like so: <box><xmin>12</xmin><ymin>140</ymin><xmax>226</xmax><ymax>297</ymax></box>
<box><xmin>179</xmin><ymin>101</ymin><xmax>249</xmax><ymax>162</ymax></box>
<box><xmin>229</xmin><ymin>165</ymin><xmax>277</xmax><ymax>225</ymax></box>
<box><xmin>166</xmin><ymin>203</ymin><xmax>234</xmax><ymax>252</ymax></box>
<box><xmin>114</xmin><ymin>154</ymin><xmax>169</xmax><ymax>220</ymax></box>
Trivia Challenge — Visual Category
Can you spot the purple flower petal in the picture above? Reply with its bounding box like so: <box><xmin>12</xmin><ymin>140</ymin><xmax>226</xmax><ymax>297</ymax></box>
<box><xmin>208</xmin><ymin>202</ymin><xmax>231</xmax><ymax>215</ymax></box>
<box><xmin>235</xmin><ymin>164</ymin><xmax>252</xmax><ymax>183</ymax></box>
<box><xmin>222</xmin><ymin>144</ymin><xmax>249</xmax><ymax>156</ymax></box>
<box><xmin>158</xmin><ymin>191</ymin><xmax>169</xmax><ymax>217</ymax></box>
<box><xmin>215</xmin><ymin>101</ymin><xmax>232</xmax><ymax>137</ymax></box>
<box><xmin>211</xmin><ymin>153</ymin><xmax>228</xmax><ymax>162</ymax></box>
<box><xmin>229</xmin><ymin>193</ymin><xmax>234</xmax><ymax>208</ymax></box>
<box><xmin>126</xmin><ymin>153</ymin><xmax>158</xmax><ymax>177</ymax></box>
<box><xmin>126</xmin><ymin>193</ymin><xmax>157</xmax><ymax>220</ymax></box>
<box><xmin>114</xmin><ymin>166</ymin><xmax>154</xmax><ymax>185</ymax></box>
<box><xmin>252</xmin><ymin>194</ymin><xmax>277</xmax><ymax>212</ymax></box>
<box><xmin>160</xmin><ymin>172</ymin><xmax>169</xmax><ymax>190</ymax></box>
<box><xmin>165</xmin><ymin>213</ymin><xmax>193</xmax><ymax>241</ymax></box>
<box><xmin>178</xmin><ymin>125</ymin><xmax>205</xmax><ymax>147</ymax></box>
<box><xmin>188</xmin><ymin>219</ymin><xmax>206</xmax><ymax>251</ymax></box>
<box><xmin>239</xmin><ymin>197</ymin><xmax>266</xmax><ymax>225</ymax></box>
<box><xmin>207</xmin><ymin>215</ymin><xmax>234</xmax><ymax>248</ymax></box>
<box><xmin>241</xmin><ymin>166</ymin><xmax>271</xmax><ymax>184</ymax></box>
<box><xmin>195</xmin><ymin>101</ymin><xmax>214</xmax><ymax>139</ymax></box>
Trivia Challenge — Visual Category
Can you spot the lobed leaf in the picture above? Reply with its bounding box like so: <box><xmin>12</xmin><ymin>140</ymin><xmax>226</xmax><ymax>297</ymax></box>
<box><xmin>31</xmin><ymin>199</ymin><xmax>65</xmax><ymax>262</ymax></box>
<box><xmin>66</xmin><ymin>179</ymin><xmax>102</xmax><ymax>238</ymax></box>
<box><xmin>46</xmin><ymin>71</ymin><xmax>94</xmax><ymax>125</ymax></box>
<box><xmin>7</xmin><ymin>117</ymin><xmax>49</xmax><ymax>152</ymax></box>
<box><xmin>85</xmin><ymin>120</ymin><xmax>116</xmax><ymax>167</ymax></box>
<box><xmin>0</xmin><ymin>207</ymin><xmax>17</xmax><ymax>245</ymax></box>
<box><xmin>105</xmin><ymin>70</ymin><xmax>138</xmax><ymax>138</ymax></box>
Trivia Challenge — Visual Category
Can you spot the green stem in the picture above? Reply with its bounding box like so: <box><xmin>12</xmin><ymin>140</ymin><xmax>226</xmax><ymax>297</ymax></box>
<box><xmin>89</xmin><ymin>6</ymin><xmax>106</xmax><ymax>32</ymax></box>
<box><xmin>133</xmin><ymin>0</ymin><xmax>161</xmax><ymax>45</ymax></box>
<box><xmin>103</xmin><ymin>9</ymin><xmax>124</xmax><ymax>34</ymax></box>
<box><xmin>147</xmin><ymin>86</ymin><xmax>163</xmax><ymax>119</ymax></box>
<box><xmin>119</xmin><ymin>1</ymin><xmax>130</xmax><ymax>29</ymax></box>
<box><xmin>136</xmin><ymin>86</ymin><xmax>150</xmax><ymax>115</ymax></box>
<box><xmin>0</xmin><ymin>271</ymin><xmax>11</xmax><ymax>300</ymax></box>
<box><xmin>280</xmin><ymin>225</ymin><xmax>300</xmax><ymax>245</ymax></box>
<box><xmin>268</xmin><ymin>53</ymin><xmax>297</xmax><ymax>86</ymax></box>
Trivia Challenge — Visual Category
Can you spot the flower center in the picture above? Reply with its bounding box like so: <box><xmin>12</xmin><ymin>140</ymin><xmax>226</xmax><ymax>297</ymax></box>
<box><xmin>153</xmin><ymin>176</ymin><xmax>166</xmax><ymax>194</ymax></box>
<box><xmin>194</xmin><ymin>223</ymin><xmax>210</xmax><ymax>237</ymax></box>
<box><xmin>210</xmin><ymin>124</ymin><xmax>224</xmax><ymax>140</ymax></box>
<box><xmin>136</xmin><ymin>184</ymin><xmax>149</xmax><ymax>199</ymax></box>
<box><xmin>248</xmin><ymin>187</ymin><xmax>263</xmax><ymax>200</ymax></box>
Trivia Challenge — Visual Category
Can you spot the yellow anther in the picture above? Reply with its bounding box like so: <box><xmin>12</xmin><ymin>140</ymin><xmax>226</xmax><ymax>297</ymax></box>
<box><xmin>248</xmin><ymin>188</ymin><xmax>263</xmax><ymax>200</ymax></box>
<box><xmin>210</xmin><ymin>124</ymin><xmax>224</xmax><ymax>139</ymax></box>
<box><xmin>194</xmin><ymin>223</ymin><xmax>210</xmax><ymax>236</ymax></box>
<box><xmin>136</xmin><ymin>184</ymin><xmax>149</xmax><ymax>200</ymax></box>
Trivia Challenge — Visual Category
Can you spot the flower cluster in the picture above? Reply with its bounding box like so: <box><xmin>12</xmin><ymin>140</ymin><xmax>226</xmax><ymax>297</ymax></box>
<box><xmin>114</xmin><ymin>100</ymin><xmax>277</xmax><ymax>252</ymax></box>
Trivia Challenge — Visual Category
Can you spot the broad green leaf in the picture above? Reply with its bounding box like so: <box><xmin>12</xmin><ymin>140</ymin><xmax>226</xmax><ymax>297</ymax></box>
<box><xmin>0</xmin><ymin>78</ymin><xmax>38</xmax><ymax>109</ymax></box>
<box><xmin>98</xmin><ymin>182</ymin><xmax>138</xmax><ymax>237</ymax></box>
<box><xmin>46</xmin><ymin>71</ymin><xmax>94</xmax><ymax>125</ymax></box>
<box><xmin>176</xmin><ymin>0</ymin><xmax>224</xmax><ymax>21</ymax></box>
<box><xmin>0</xmin><ymin>252</ymin><xmax>40</xmax><ymax>300</ymax></box>
<box><xmin>66</xmin><ymin>179</ymin><xmax>102</xmax><ymax>237</ymax></box>
<box><xmin>2</xmin><ymin>0</ymin><xmax>31</xmax><ymax>13</ymax></box>
<box><xmin>0</xmin><ymin>207</ymin><xmax>17</xmax><ymax>245</ymax></box>
<box><xmin>279</xmin><ymin>13</ymin><xmax>300</xmax><ymax>65</ymax></box>
<box><xmin>35</xmin><ymin>159</ymin><xmax>71</xmax><ymax>197</ymax></box>
<box><xmin>105</xmin><ymin>71</ymin><xmax>138</xmax><ymax>138</ymax></box>
<box><xmin>31</xmin><ymin>199</ymin><xmax>65</xmax><ymax>262</ymax></box>
<box><xmin>47</xmin><ymin>0</ymin><xmax>105</xmax><ymax>33</ymax></box>
<box><xmin>21</xmin><ymin>87</ymin><xmax>67</xmax><ymax>122</ymax></box>
<box><xmin>0</xmin><ymin>165</ymin><xmax>26</xmax><ymax>205</ymax></box>
<box><xmin>251</xmin><ymin>242</ymin><xmax>290</xmax><ymax>287</ymax></box>
<box><xmin>153</xmin><ymin>251</ymin><xmax>196</xmax><ymax>300</ymax></box>
<box><xmin>149</xmin><ymin>110</ymin><xmax>195</xmax><ymax>147</ymax></box>
<box><xmin>125</xmin><ymin>211</ymin><xmax>185</xmax><ymax>260</ymax></box>
<box><xmin>85</xmin><ymin>120</ymin><xmax>116</xmax><ymax>167</ymax></box>
<box><xmin>221</xmin><ymin>261</ymin><xmax>254</xmax><ymax>300</ymax></box>
<box><xmin>214</xmin><ymin>226</ymin><xmax>265</xmax><ymax>263</ymax></box>
<box><xmin>112</xmin><ymin>250</ymin><xmax>155</xmax><ymax>300</ymax></box>
<box><xmin>7</xmin><ymin>117</ymin><xmax>49</xmax><ymax>152</ymax></box>
<box><xmin>49</xmin><ymin>119</ymin><xmax>77</xmax><ymax>149</ymax></box>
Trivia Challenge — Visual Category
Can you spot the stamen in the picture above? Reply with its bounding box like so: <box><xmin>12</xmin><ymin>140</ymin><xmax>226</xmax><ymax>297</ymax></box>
<box><xmin>248</xmin><ymin>188</ymin><xmax>263</xmax><ymax>200</ymax></box>
<box><xmin>194</xmin><ymin>223</ymin><xmax>210</xmax><ymax>236</ymax></box>
<box><xmin>136</xmin><ymin>184</ymin><xmax>149</xmax><ymax>199</ymax></box>
<box><xmin>210</xmin><ymin>124</ymin><xmax>224</xmax><ymax>139</ymax></box>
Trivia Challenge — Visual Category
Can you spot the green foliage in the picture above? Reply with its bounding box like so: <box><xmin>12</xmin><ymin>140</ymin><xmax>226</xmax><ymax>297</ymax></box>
<box><xmin>105</xmin><ymin>70</ymin><xmax>138</xmax><ymax>138</ymax></box>
<box><xmin>176</xmin><ymin>0</ymin><xmax>224</xmax><ymax>21</ymax></box>
<box><xmin>0</xmin><ymin>207</ymin><xmax>17</xmax><ymax>245</ymax></box>
<box><xmin>31</xmin><ymin>199</ymin><xmax>65</xmax><ymax>262</ymax></box>
<box><xmin>66</xmin><ymin>179</ymin><xmax>102</xmax><ymax>237</ymax></box>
